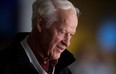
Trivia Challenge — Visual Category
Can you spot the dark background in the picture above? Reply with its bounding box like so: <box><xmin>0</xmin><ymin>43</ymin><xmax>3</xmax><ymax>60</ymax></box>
<box><xmin>0</xmin><ymin>0</ymin><xmax>18</xmax><ymax>49</ymax></box>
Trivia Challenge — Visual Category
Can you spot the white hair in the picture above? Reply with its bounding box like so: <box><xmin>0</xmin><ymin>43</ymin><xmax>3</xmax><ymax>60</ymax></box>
<box><xmin>32</xmin><ymin>0</ymin><xmax>80</xmax><ymax>29</ymax></box>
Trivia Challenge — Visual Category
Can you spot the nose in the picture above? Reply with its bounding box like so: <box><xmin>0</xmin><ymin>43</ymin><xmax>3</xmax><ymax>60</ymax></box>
<box><xmin>62</xmin><ymin>34</ymin><xmax>71</xmax><ymax>47</ymax></box>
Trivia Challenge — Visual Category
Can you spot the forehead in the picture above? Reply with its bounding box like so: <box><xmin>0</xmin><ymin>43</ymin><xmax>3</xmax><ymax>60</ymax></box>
<box><xmin>56</xmin><ymin>9</ymin><xmax>78</xmax><ymax>33</ymax></box>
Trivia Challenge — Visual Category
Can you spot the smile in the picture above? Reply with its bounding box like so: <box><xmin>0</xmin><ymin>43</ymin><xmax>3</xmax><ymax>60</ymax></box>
<box><xmin>57</xmin><ymin>46</ymin><xmax>65</xmax><ymax>52</ymax></box>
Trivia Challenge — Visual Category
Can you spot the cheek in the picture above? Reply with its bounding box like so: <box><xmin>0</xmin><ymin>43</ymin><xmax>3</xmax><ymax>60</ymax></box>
<box><xmin>50</xmin><ymin>35</ymin><xmax>63</xmax><ymax>50</ymax></box>
<box><xmin>48</xmin><ymin>34</ymin><xmax>66</xmax><ymax>58</ymax></box>
<box><xmin>54</xmin><ymin>35</ymin><xmax>63</xmax><ymax>44</ymax></box>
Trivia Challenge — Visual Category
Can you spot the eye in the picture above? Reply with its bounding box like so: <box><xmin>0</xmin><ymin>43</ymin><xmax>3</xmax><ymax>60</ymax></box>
<box><xmin>60</xmin><ymin>31</ymin><xmax>65</xmax><ymax>34</ymax></box>
<box><xmin>57</xmin><ymin>30</ymin><xmax>66</xmax><ymax>36</ymax></box>
<box><xmin>59</xmin><ymin>31</ymin><xmax>66</xmax><ymax>35</ymax></box>
<box><xmin>70</xmin><ymin>34</ymin><xmax>74</xmax><ymax>36</ymax></box>
<box><xmin>70</xmin><ymin>33</ymin><xmax>75</xmax><ymax>37</ymax></box>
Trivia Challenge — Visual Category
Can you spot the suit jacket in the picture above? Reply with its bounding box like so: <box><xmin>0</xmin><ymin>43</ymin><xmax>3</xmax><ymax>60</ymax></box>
<box><xmin>0</xmin><ymin>32</ymin><xmax>75</xmax><ymax>74</ymax></box>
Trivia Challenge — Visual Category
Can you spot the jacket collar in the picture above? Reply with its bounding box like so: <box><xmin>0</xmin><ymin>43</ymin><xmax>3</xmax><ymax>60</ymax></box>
<box><xmin>55</xmin><ymin>49</ymin><xmax>76</xmax><ymax>72</ymax></box>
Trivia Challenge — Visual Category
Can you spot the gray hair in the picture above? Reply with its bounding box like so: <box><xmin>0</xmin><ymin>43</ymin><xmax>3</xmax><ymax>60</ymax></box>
<box><xmin>32</xmin><ymin>0</ymin><xmax>80</xmax><ymax>29</ymax></box>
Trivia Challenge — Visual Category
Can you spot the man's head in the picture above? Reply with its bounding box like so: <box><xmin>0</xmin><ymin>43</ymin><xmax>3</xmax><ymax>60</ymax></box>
<box><xmin>31</xmin><ymin>0</ymin><xmax>80</xmax><ymax>60</ymax></box>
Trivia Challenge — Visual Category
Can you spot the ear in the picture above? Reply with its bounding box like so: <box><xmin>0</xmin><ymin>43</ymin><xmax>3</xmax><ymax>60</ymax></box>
<box><xmin>36</xmin><ymin>16</ymin><xmax>43</xmax><ymax>32</ymax></box>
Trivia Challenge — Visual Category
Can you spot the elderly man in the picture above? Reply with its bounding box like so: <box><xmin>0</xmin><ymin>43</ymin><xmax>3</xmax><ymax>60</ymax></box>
<box><xmin>0</xmin><ymin>0</ymin><xmax>80</xmax><ymax>74</ymax></box>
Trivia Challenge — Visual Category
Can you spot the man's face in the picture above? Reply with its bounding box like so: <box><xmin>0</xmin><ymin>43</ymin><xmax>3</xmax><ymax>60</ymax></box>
<box><xmin>41</xmin><ymin>10</ymin><xmax>78</xmax><ymax>60</ymax></box>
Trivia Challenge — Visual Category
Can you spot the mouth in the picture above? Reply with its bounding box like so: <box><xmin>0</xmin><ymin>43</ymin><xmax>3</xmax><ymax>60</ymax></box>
<box><xmin>57</xmin><ymin>46</ymin><xmax>65</xmax><ymax>52</ymax></box>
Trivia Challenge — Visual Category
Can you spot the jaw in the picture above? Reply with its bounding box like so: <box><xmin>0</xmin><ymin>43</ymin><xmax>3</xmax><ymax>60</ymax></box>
<box><xmin>49</xmin><ymin>47</ymin><xmax>65</xmax><ymax>60</ymax></box>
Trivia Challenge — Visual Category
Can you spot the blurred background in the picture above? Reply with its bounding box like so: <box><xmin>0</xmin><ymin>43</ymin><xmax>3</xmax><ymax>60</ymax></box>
<box><xmin>0</xmin><ymin>0</ymin><xmax>116</xmax><ymax>74</ymax></box>
<box><xmin>68</xmin><ymin>0</ymin><xmax>116</xmax><ymax>74</ymax></box>
<box><xmin>0</xmin><ymin>0</ymin><xmax>18</xmax><ymax>50</ymax></box>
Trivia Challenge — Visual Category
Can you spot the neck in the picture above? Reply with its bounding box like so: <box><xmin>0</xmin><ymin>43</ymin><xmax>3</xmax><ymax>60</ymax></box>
<box><xmin>26</xmin><ymin>29</ymin><xmax>58</xmax><ymax>73</ymax></box>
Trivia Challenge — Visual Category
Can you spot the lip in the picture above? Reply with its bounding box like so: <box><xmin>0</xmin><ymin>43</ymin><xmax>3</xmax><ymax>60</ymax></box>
<box><xmin>57</xmin><ymin>46</ymin><xmax>65</xmax><ymax>52</ymax></box>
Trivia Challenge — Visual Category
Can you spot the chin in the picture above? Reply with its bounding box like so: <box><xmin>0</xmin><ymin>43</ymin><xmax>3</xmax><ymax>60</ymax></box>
<box><xmin>52</xmin><ymin>53</ymin><xmax>61</xmax><ymax>60</ymax></box>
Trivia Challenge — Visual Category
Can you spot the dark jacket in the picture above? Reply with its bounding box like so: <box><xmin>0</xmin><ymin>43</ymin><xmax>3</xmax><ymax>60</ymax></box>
<box><xmin>0</xmin><ymin>33</ymin><xmax>75</xmax><ymax>74</ymax></box>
